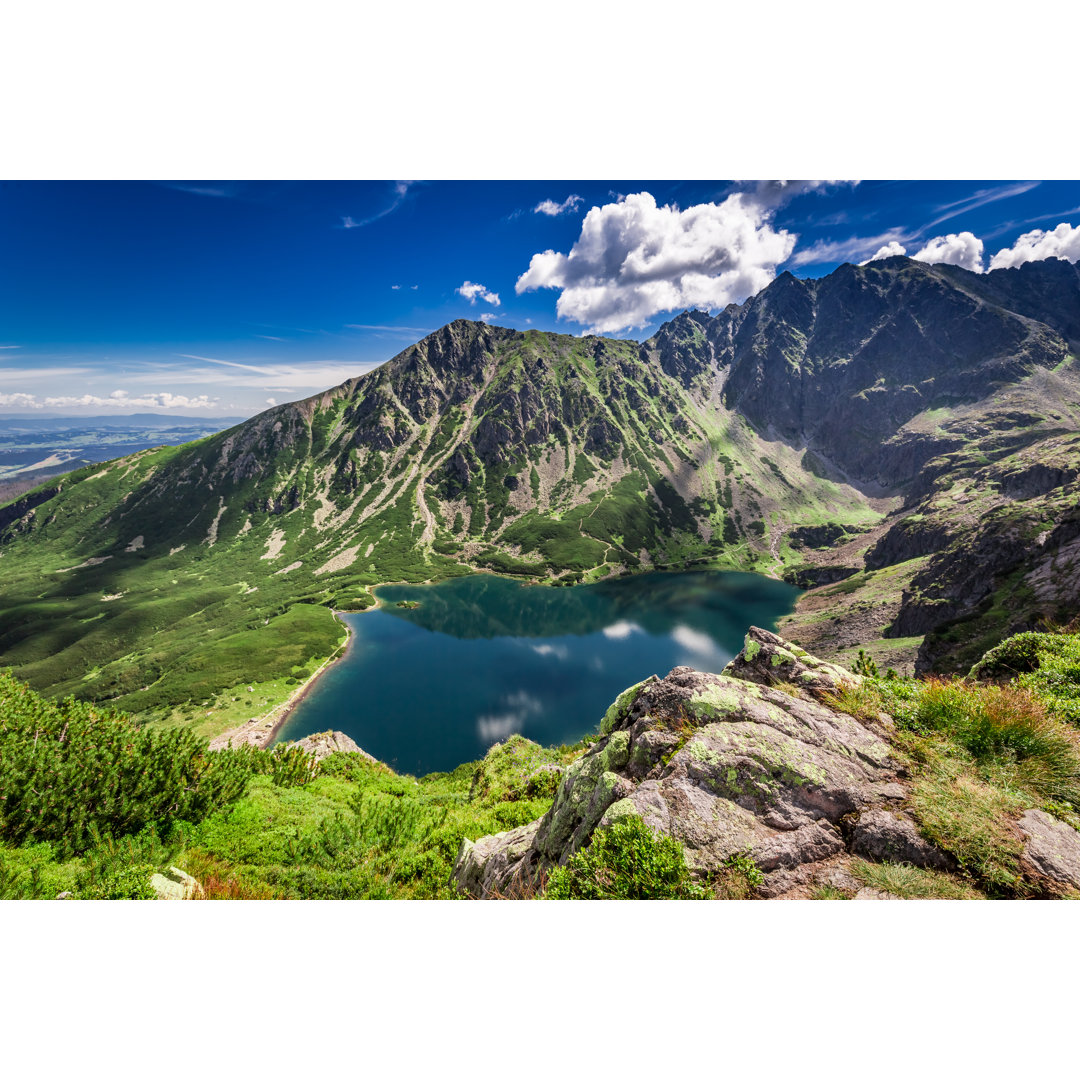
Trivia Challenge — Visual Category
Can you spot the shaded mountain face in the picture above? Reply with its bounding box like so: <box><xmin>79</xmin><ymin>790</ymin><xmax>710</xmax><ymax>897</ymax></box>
<box><xmin>710</xmin><ymin>258</ymin><xmax>1073</xmax><ymax>487</ymax></box>
<box><xmin>1</xmin><ymin>256</ymin><xmax>1079</xmax><ymax>709</ymax></box>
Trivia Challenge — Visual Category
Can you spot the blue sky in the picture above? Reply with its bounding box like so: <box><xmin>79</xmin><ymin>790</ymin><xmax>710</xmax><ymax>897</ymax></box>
<box><xmin>2</xmin><ymin>179</ymin><xmax>1079</xmax><ymax>418</ymax></box>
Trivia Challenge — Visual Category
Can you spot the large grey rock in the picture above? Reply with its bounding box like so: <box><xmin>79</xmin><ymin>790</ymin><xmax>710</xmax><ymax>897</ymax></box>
<box><xmin>151</xmin><ymin>866</ymin><xmax>204</xmax><ymax>901</ymax></box>
<box><xmin>453</xmin><ymin>630</ymin><xmax>947</xmax><ymax>898</ymax></box>
<box><xmin>454</xmin><ymin>821</ymin><xmax>541</xmax><ymax>899</ymax></box>
<box><xmin>852</xmin><ymin>809</ymin><xmax>957</xmax><ymax>871</ymax></box>
<box><xmin>723</xmin><ymin>626</ymin><xmax>862</xmax><ymax>703</ymax></box>
<box><xmin>289</xmin><ymin>730</ymin><xmax>377</xmax><ymax>764</ymax></box>
<box><xmin>1018</xmin><ymin>809</ymin><xmax>1080</xmax><ymax>890</ymax></box>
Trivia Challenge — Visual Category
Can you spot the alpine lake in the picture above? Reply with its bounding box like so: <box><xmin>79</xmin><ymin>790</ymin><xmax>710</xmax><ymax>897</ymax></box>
<box><xmin>273</xmin><ymin>571</ymin><xmax>800</xmax><ymax>776</ymax></box>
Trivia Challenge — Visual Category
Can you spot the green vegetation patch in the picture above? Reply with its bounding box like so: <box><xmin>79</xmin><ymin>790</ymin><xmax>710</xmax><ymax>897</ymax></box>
<box><xmin>545</xmin><ymin>814</ymin><xmax>706</xmax><ymax>899</ymax></box>
<box><xmin>850</xmin><ymin>857</ymin><xmax>982</xmax><ymax>899</ymax></box>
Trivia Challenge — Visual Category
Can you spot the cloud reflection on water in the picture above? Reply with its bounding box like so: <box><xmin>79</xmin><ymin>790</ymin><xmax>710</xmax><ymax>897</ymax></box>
<box><xmin>531</xmin><ymin>643</ymin><xmax>569</xmax><ymax>659</ymax></box>
<box><xmin>476</xmin><ymin>690</ymin><xmax>543</xmax><ymax>743</ymax></box>
<box><xmin>602</xmin><ymin>620</ymin><xmax>642</xmax><ymax>639</ymax></box>
<box><xmin>670</xmin><ymin>625</ymin><xmax>717</xmax><ymax>656</ymax></box>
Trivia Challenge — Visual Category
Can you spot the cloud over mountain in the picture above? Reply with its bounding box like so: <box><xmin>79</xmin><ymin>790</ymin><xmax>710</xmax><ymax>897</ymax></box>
<box><xmin>990</xmin><ymin>222</ymin><xmax>1080</xmax><ymax>270</ymax></box>
<box><xmin>911</xmin><ymin>231</ymin><xmax>985</xmax><ymax>273</ymax></box>
<box><xmin>515</xmin><ymin>189</ymin><xmax>799</xmax><ymax>333</ymax></box>
<box><xmin>864</xmin><ymin>240</ymin><xmax>909</xmax><ymax>263</ymax></box>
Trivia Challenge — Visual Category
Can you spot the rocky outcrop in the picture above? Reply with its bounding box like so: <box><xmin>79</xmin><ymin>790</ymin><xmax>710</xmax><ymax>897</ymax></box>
<box><xmin>453</xmin><ymin>628</ymin><xmax>946</xmax><ymax>899</ymax></box>
<box><xmin>850</xmin><ymin>809</ymin><xmax>956</xmax><ymax>872</ymax></box>
<box><xmin>722</xmin><ymin>625</ymin><xmax>863</xmax><ymax>704</ymax></box>
<box><xmin>288</xmin><ymin>730</ymin><xmax>376</xmax><ymax>763</ymax></box>
<box><xmin>1018</xmin><ymin>809</ymin><xmax>1080</xmax><ymax>892</ymax></box>
<box><xmin>151</xmin><ymin>866</ymin><xmax>204</xmax><ymax>900</ymax></box>
<box><xmin>783</xmin><ymin>566</ymin><xmax>859</xmax><ymax>590</ymax></box>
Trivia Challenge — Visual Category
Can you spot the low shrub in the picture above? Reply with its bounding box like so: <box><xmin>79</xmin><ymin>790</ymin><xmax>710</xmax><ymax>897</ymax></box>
<box><xmin>910</xmin><ymin>681</ymin><xmax>1080</xmax><ymax>804</ymax></box>
<box><xmin>545</xmin><ymin>815</ymin><xmax>705</xmax><ymax>899</ymax></box>
<box><xmin>0</xmin><ymin>672</ymin><xmax>261</xmax><ymax>855</ymax></box>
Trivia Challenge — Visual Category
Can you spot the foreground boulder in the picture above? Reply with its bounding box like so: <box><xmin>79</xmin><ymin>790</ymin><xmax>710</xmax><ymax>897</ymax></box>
<box><xmin>151</xmin><ymin>866</ymin><xmax>204</xmax><ymax>900</ymax></box>
<box><xmin>288</xmin><ymin>730</ymin><xmax>377</xmax><ymax>763</ymax></box>
<box><xmin>454</xmin><ymin>627</ymin><xmax>919</xmax><ymax>898</ymax></box>
<box><xmin>1018</xmin><ymin>809</ymin><xmax>1080</xmax><ymax>892</ymax></box>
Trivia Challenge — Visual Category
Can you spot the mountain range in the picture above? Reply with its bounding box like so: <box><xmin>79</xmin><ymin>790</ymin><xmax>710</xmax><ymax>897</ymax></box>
<box><xmin>1</xmin><ymin>254</ymin><xmax>1078</xmax><ymax>722</ymax></box>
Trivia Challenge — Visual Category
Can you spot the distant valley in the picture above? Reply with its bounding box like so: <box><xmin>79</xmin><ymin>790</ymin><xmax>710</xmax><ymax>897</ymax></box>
<box><xmin>0</xmin><ymin>413</ymin><xmax>248</xmax><ymax>503</ymax></box>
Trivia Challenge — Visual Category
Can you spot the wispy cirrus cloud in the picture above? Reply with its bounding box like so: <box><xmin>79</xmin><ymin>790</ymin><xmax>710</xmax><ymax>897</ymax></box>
<box><xmin>340</xmin><ymin>181</ymin><xmax>417</xmax><ymax>229</ymax></box>
<box><xmin>170</xmin><ymin>354</ymin><xmax>378</xmax><ymax>390</ymax></box>
<box><xmin>344</xmin><ymin>323</ymin><xmax>433</xmax><ymax>334</ymax></box>
<box><xmin>796</xmin><ymin>184</ymin><xmax>1043</xmax><ymax>271</ymax></box>
<box><xmin>160</xmin><ymin>182</ymin><xmax>241</xmax><ymax>199</ymax></box>
<box><xmin>176</xmin><ymin>353</ymin><xmax>278</xmax><ymax>375</ymax></box>
<box><xmin>924</xmin><ymin>182</ymin><xmax>1040</xmax><ymax>230</ymax></box>
<box><xmin>534</xmin><ymin>194</ymin><xmax>583</xmax><ymax>216</ymax></box>
<box><xmin>0</xmin><ymin>365</ymin><xmax>93</xmax><ymax>382</ymax></box>
<box><xmin>0</xmin><ymin>345</ymin><xmax>22</xmax><ymax>350</ymax></box>
<box><xmin>791</xmin><ymin>230</ymin><xmax>912</xmax><ymax>267</ymax></box>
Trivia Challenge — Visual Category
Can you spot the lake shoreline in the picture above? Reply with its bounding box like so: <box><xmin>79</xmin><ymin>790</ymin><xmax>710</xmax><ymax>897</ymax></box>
<box><xmin>259</xmin><ymin>580</ymin><xmax>430</xmax><ymax>747</ymax></box>
<box><xmin>265</xmin><ymin>569</ymin><xmax>802</xmax><ymax>776</ymax></box>
<box><xmin>209</xmin><ymin>611</ymin><xmax>354</xmax><ymax>751</ymax></box>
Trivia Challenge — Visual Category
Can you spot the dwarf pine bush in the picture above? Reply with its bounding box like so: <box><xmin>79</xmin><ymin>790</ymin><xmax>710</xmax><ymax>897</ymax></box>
<box><xmin>0</xmin><ymin>672</ymin><xmax>261</xmax><ymax>856</ymax></box>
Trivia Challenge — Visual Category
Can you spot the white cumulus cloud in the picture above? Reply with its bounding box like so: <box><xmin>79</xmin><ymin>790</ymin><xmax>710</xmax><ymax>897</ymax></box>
<box><xmin>534</xmin><ymin>194</ymin><xmax>583</xmax><ymax>216</ymax></box>
<box><xmin>989</xmin><ymin>222</ymin><xmax>1080</xmax><ymax>270</ymax></box>
<box><xmin>911</xmin><ymin>231</ymin><xmax>984</xmax><ymax>273</ymax></box>
<box><xmin>863</xmin><ymin>240</ymin><xmax>908</xmax><ymax>263</ymax></box>
<box><xmin>515</xmin><ymin>189</ymin><xmax>799</xmax><ymax>333</ymax></box>
<box><xmin>457</xmin><ymin>280</ymin><xmax>501</xmax><ymax>306</ymax></box>
<box><xmin>0</xmin><ymin>392</ymin><xmax>41</xmax><ymax>408</ymax></box>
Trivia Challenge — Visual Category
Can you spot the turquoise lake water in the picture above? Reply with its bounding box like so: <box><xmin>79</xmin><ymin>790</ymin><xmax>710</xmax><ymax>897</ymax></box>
<box><xmin>273</xmin><ymin>571</ymin><xmax>800</xmax><ymax>776</ymax></box>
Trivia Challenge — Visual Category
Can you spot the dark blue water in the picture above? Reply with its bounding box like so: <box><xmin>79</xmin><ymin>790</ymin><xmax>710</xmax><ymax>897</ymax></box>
<box><xmin>273</xmin><ymin>571</ymin><xmax>799</xmax><ymax>776</ymax></box>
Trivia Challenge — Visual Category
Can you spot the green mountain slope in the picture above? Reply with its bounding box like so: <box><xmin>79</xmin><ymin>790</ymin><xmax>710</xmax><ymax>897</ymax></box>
<box><xmin>3</xmin><ymin>255</ymin><xmax>1080</xmax><ymax>717</ymax></box>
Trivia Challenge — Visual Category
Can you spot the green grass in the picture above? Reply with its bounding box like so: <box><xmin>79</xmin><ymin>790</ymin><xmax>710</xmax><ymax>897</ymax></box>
<box><xmin>826</xmin><ymin>630</ymin><xmax>1080</xmax><ymax>897</ymax></box>
<box><xmin>973</xmin><ymin>630</ymin><xmax>1080</xmax><ymax>725</ymax></box>
<box><xmin>850</xmin><ymin>858</ymin><xmax>982</xmax><ymax>899</ymax></box>
<box><xmin>906</xmin><ymin>751</ymin><xmax>1029</xmax><ymax>897</ymax></box>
